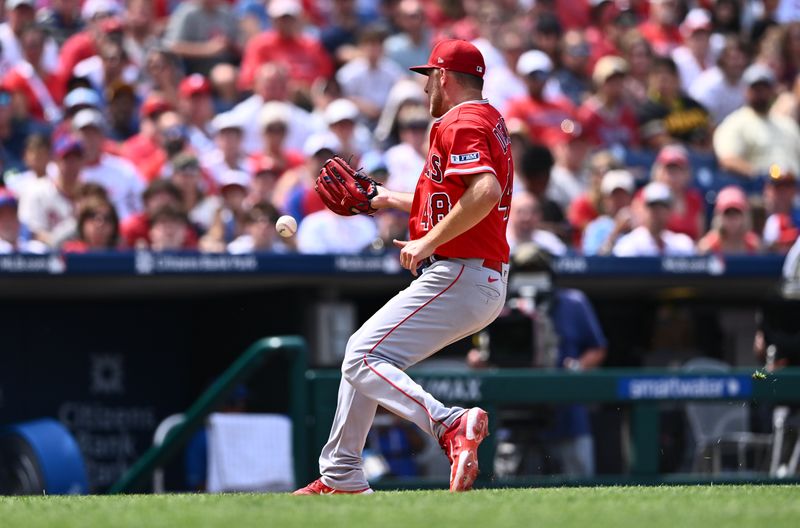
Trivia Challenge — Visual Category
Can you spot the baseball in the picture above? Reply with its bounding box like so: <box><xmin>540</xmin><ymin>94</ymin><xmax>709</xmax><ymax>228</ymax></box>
<box><xmin>275</xmin><ymin>215</ymin><xmax>297</xmax><ymax>238</ymax></box>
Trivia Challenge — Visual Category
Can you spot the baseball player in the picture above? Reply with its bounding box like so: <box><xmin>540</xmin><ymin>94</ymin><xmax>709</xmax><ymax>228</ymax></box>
<box><xmin>295</xmin><ymin>39</ymin><xmax>513</xmax><ymax>494</ymax></box>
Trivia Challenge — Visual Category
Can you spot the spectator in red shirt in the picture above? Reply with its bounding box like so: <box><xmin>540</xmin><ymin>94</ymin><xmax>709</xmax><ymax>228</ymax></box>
<box><xmin>56</xmin><ymin>4</ymin><xmax>123</xmax><ymax>95</ymax></box>
<box><xmin>120</xmin><ymin>94</ymin><xmax>173</xmax><ymax>177</ymax></box>
<box><xmin>638</xmin><ymin>0</ymin><xmax>683</xmax><ymax>57</ymax></box>
<box><xmin>633</xmin><ymin>144</ymin><xmax>705</xmax><ymax>240</ymax></box>
<box><xmin>62</xmin><ymin>195</ymin><xmax>120</xmax><ymax>252</ymax></box>
<box><xmin>252</xmin><ymin>101</ymin><xmax>305</xmax><ymax>177</ymax></box>
<box><xmin>505</xmin><ymin>49</ymin><xmax>576</xmax><ymax>149</ymax></box>
<box><xmin>762</xmin><ymin>167</ymin><xmax>800</xmax><ymax>254</ymax></box>
<box><xmin>578</xmin><ymin>55</ymin><xmax>640</xmax><ymax>150</ymax></box>
<box><xmin>568</xmin><ymin>150</ymin><xmax>623</xmax><ymax>245</ymax></box>
<box><xmin>697</xmin><ymin>185</ymin><xmax>761</xmax><ymax>254</ymax></box>
<box><xmin>177</xmin><ymin>74</ymin><xmax>216</xmax><ymax>154</ymax></box>
<box><xmin>3</xmin><ymin>24</ymin><xmax>63</xmax><ymax>123</ymax></box>
<box><xmin>238</xmin><ymin>0</ymin><xmax>333</xmax><ymax>94</ymax></box>
<box><xmin>120</xmin><ymin>179</ymin><xmax>197</xmax><ymax>250</ymax></box>
<box><xmin>148</xmin><ymin>205</ymin><xmax>195</xmax><ymax>252</ymax></box>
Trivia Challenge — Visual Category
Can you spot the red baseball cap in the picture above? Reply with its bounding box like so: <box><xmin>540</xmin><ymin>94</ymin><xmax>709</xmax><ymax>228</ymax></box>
<box><xmin>410</xmin><ymin>39</ymin><xmax>486</xmax><ymax>79</ymax></box>
<box><xmin>179</xmin><ymin>74</ymin><xmax>212</xmax><ymax>98</ymax></box>
<box><xmin>655</xmin><ymin>144</ymin><xmax>689</xmax><ymax>167</ymax></box>
<box><xmin>140</xmin><ymin>95</ymin><xmax>172</xmax><ymax>119</ymax></box>
<box><xmin>714</xmin><ymin>185</ymin><xmax>748</xmax><ymax>214</ymax></box>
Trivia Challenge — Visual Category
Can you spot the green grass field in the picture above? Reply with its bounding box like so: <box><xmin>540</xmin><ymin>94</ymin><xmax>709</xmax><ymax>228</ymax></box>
<box><xmin>2</xmin><ymin>486</ymin><xmax>798</xmax><ymax>528</ymax></box>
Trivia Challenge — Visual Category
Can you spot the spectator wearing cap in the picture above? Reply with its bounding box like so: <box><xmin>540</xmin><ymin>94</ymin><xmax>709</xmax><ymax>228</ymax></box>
<box><xmin>120</xmin><ymin>94</ymin><xmax>172</xmax><ymax>176</ymax></box>
<box><xmin>163</xmin><ymin>0</ymin><xmax>239</xmax><ymax>77</ymax></box>
<box><xmin>105</xmin><ymin>81</ymin><xmax>137</xmax><ymax>141</ymax></box>
<box><xmin>252</xmin><ymin>101</ymin><xmax>305</xmax><ymax>178</ymax></box>
<box><xmin>638</xmin><ymin>0</ymin><xmax>683</xmax><ymax>57</ymax></box>
<box><xmin>336</xmin><ymin>25</ymin><xmax>404</xmax><ymax>125</ymax></box>
<box><xmin>613</xmin><ymin>181</ymin><xmax>695</xmax><ymax>256</ymax></box>
<box><xmin>200</xmin><ymin>169</ymin><xmax>250</xmax><ymax>252</ymax></box>
<box><xmin>639</xmin><ymin>145</ymin><xmax>705</xmax><ymax>240</ymax></box>
<box><xmin>553</xmin><ymin>30</ymin><xmax>593</xmax><ymax>107</ymax></box>
<box><xmin>170</xmin><ymin>152</ymin><xmax>221</xmax><ymax>234</ymax></box>
<box><xmin>0</xmin><ymin>188</ymin><xmax>47</xmax><ymax>253</ymax></box>
<box><xmin>578</xmin><ymin>55</ymin><xmax>640</xmax><ymax>150</ymax></box>
<box><xmin>232</xmin><ymin>63</ymin><xmax>324</xmax><ymax>155</ymax></box>
<box><xmin>548</xmin><ymin>120</ymin><xmax>592</xmax><ymax>211</ymax></box>
<box><xmin>120</xmin><ymin>179</ymin><xmax>198</xmax><ymax>250</ymax></box>
<box><xmin>507</xmin><ymin>191</ymin><xmax>567</xmax><ymax>256</ymax></box>
<box><xmin>321</xmin><ymin>98</ymin><xmax>373</xmax><ymax>161</ymax></box>
<box><xmin>49</xmin><ymin>86</ymin><xmax>101</xmax><ymax>143</ymax></box>
<box><xmin>567</xmin><ymin>149</ymin><xmax>623</xmax><ymax>245</ymax></box>
<box><xmin>714</xmin><ymin>63</ymin><xmax>800</xmax><ymax>178</ymax></box>
<box><xmin>55</xmin><ymin>0</ymin><xmax>124</xmax><ymax>95</ymax></box>
<box><xmin>73</xmin><ymin>108</ymin><xmax>145</xmax><ymax>220</ymax></box>
<box><xmin>148</xmin><ymin>205</ymin><xmax>195</xmax><ymax>252</ymax></box>
<box><xmin>0</xmin><ymin>0</ymin><xmax>60</xmax><ymax>76</ymax></box>
<box><xmin>61</xmin><ymin>194</ymin><xmax>120</xmax><ymax>253</ymax></box>
<box><xmin>583</xmin><ymin>169</ymin><xmax>635</xmax><ymax>255</ymax></box>
<box><xmin>17</xmin><ymin>134</ymin><xmax>84</xmax><ymax>247</ymax></box>
<box><xmin>384</xmin><ymin>0</ymin><xmax>431</xmax><ymax>72</ymax></box>
<box><xmin>384</xmin><ymin>103</ymin><xmax>428</xmax><ymax>194</ymax></box>
<box><xmin>689</xmin><ymin>36</ymin><xmax>749</xmax><ymax>126</ymax></box>
<box><xmin>37</xmin><ymin>0</ymin><xmax>84</xmax><ymax>47</ymax></box>
<box><xmin>697</xmin><ymin>185</ymin><xmax>761</xmax><ymax>255</ymax></box>
<box><xmin>504</xmin><ymin>50</ymin><xmax>577</xmax><ymax>149</ymax></box>
<box><xmin>636</xmin><ymin>56</ymin><xmax>711</xmax><ymax>149</ymax></box>
<box><xmin>671</xmin><ymin>8</ymin><xmax>716</xmax><ymax>92</ymax></box>
<box><xmin>238</xmin><ymin>0</ymin><xmax>333</xmax><ymax>93</ymax></box>
<box><xmin>4</xmin><ymin>132</ymin><xmax>50</xmax><ymax>198</ymax></box>
<box><xmin>200</xmin><ymin>112</ymin><xmax>249</xmax><ymax>185</ymax></box>
<box><xmin>762</xmin><ymin>166</ymin><xmax>800</xmax><ymax>253</ymax></box>
<box><xmin>228</xmin><ymin>201</ymin><xmax>288</xmax><ymax>254</ymax></box>
<box><xmin>3</xmin><ymin>23</ymin><xmax>64</xmax><ymax>123</ymax></box>
<box><xmin>178</xmin><ymin>74</ymin><xmax>216</xmax><ymax>154</ymax></box>
<box><xmin>245</xmin><ymin>156</ymin><xmax>282</xmax><ymax>210</ymax></box>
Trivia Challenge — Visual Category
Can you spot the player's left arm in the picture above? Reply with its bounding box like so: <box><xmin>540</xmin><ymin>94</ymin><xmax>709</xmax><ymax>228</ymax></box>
<box><xmin>394</xmin><ymin>171</ymin><xmax>502</xmax><ymax>275</ymax></box>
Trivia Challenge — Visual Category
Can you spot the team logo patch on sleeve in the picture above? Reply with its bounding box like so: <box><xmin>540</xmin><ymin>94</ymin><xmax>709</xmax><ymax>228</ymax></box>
<box><xmin>450</xmin><ymin>152</ymin><xmax>480</xmax><ymax>164</ymax></box>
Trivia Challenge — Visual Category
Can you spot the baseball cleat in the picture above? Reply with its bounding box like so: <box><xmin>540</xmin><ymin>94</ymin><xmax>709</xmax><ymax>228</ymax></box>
<box><xmin>292</xmin><ymin>478</ymin><xmax>374</xmax><ymax>495</ymax></box>
<box><xmin>439</xmin><ymin>407</ymin><xmax>489</xmax><ymax>492</ymax></box>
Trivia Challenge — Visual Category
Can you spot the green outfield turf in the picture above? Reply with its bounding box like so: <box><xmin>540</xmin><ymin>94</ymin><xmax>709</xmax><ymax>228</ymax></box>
<box><xmin>1</xmin><ymin>485</ymin><xmax>798</xmax><ymax>528</ymax></box>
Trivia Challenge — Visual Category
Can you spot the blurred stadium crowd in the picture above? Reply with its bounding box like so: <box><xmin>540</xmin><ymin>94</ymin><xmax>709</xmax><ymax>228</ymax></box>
<box><xmin>0</xmin><ymin>0</ymin><xmax>799</xmax><ymax>256</ymax></box>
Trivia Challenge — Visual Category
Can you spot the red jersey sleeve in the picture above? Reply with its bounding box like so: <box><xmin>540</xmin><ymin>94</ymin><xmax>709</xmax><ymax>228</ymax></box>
<box><xmin>440</xmin><ymin>120</ymin><xmax>498</xmax><ymax>181</ymax></box>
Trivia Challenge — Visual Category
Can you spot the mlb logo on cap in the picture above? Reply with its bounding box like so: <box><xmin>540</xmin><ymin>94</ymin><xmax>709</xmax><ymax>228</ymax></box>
<box><xmin>410</xmin><ymin>39</ymin><xmax>487</xmax><ymax>79</ymax></box>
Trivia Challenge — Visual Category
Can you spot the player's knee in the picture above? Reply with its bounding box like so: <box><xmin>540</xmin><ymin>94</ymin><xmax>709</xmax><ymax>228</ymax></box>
<box><xmin>341</xmin><ymin>340</ymin><xmax>362</xmax><ymax>382</ymax></box>
<box><xmin>340</xmin><ymin>352</ymin><xmax>363</xmax><ymax>384</ymax></box>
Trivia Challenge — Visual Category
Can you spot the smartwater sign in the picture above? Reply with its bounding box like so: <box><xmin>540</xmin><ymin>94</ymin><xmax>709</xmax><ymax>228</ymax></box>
<box><xmin>618</xmin><ymin>375</ymin><xmax>753</xmax><ymax>400</ymax></box>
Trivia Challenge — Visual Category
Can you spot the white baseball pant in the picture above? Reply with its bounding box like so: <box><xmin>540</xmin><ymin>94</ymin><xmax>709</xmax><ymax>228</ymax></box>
<box><xmin>318</xmin><ymin>258</ymin><xmax>508</xmax><ymax>491</ymax></box>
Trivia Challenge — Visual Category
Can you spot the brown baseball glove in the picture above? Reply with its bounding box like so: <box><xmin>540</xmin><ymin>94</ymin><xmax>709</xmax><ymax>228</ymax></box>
<box><xmin>315</xmin><ymin>156</ymin><xmax>381</xmax><ymax>216</ymax></box>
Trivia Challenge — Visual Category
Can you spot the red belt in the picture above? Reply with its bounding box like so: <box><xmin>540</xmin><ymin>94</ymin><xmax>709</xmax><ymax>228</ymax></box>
<box><xmin>429</xmin><ymin>254</ymin><xmax>503</xmax><ymax>273</ymax></box>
